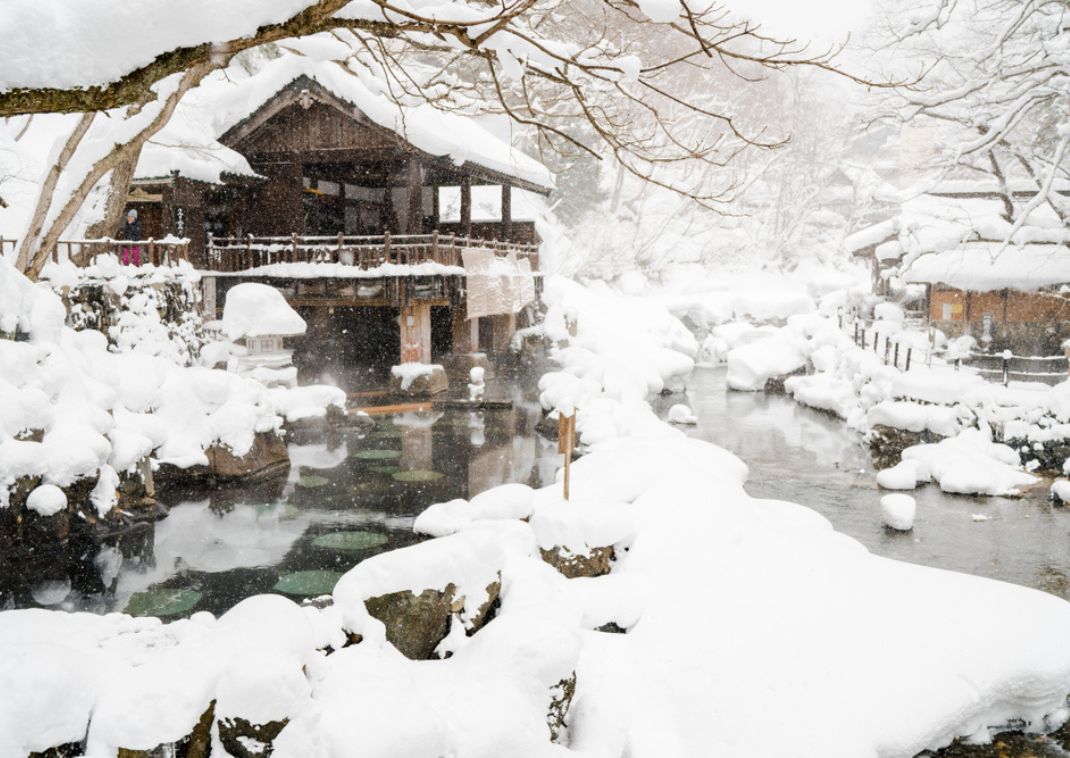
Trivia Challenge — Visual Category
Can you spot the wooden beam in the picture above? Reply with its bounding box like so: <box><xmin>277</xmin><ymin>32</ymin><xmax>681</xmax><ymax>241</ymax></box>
<box><xmin>501</xmin><ymin>183</ymin><xmax>512</xmax><ymax>241</ymax></box>
<box><xmin>460</xmin><ymin>173</ymin><xmax>472</xmax><ymax>238</ymax></box>
<box><xmin>406</xmin><ymin>156</ymin><xmax>422</xmax><ymax>235</ymax></box>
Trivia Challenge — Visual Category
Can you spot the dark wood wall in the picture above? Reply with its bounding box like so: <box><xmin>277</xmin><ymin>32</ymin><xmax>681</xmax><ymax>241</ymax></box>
<box><xmin>239</xmin><ymin>102</ymin><xmax>398</xmax><ymax>157</ymax></box>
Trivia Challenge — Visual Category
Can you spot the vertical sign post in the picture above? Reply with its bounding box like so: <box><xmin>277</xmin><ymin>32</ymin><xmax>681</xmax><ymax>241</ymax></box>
<box><xmin>558</xmin><ymin>412</ymin><xmax>576</xmax><ymax>501</ymax></box>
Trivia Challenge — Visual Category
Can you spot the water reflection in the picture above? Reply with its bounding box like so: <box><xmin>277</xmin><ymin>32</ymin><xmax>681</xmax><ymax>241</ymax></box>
<box><xmin>653</xmin><ymin>367</ymin><xmax>1070</xmax><ymax>602</ymax></box>
<box><xmin>0</xmin><ymin>386</ymin><xmax>561</xmax><ymax>617</ymax></box>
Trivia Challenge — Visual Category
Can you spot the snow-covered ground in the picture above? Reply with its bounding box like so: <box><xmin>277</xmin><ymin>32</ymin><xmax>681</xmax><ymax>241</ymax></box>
<box><xmin>5</xmin><ymin>272</ymin><xmax>1070</xmax><ymax>757</ymax></box>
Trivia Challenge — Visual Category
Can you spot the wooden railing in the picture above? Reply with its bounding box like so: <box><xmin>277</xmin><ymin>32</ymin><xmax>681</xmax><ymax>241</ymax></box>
<box><xmin>52</xmin><ymin>238</ymin><xmax>190</xmax><ymax>267</ymax></box>
<box><xmin>2</xmin><ymin>237</ymin><xmax>190</xmax><ymax>268</ymax></box>
<box><xmin>204</xmin><ymin>232</ymin><xmax>539</xmax><ymax>273</ymax></box>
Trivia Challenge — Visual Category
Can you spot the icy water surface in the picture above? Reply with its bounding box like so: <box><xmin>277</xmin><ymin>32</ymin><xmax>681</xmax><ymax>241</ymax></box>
<box><xmin>653</xmin><ymin>367</ymin><xmax>1070</xmax><ymax>602</ymax></box>
<box><xmin>0</xmin><ymin>382</ymin><xmax>560</xmax><ymax>619</ymax></box>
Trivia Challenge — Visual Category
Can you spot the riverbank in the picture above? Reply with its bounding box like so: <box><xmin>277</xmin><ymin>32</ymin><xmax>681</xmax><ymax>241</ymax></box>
<box><xmin>5</xmin><ymin>274</ymin><xmax>1070</xmax><ymax>758</ymax></box>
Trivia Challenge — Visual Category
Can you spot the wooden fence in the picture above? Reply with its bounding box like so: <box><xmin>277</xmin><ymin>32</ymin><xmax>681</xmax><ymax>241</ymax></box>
<box><xmin>204</xmin><ymin>232</ymin><xmax>539</xmax><ymax>273</ymax></box>
<box><xmin>845</xmin><ymin>312</ymin><xmax>1069</xmax><ymax>385</ymax></box>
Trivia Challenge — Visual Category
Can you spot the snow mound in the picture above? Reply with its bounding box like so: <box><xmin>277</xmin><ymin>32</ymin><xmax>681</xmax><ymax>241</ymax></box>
<box><xmin>25</xmin><ymin>485</ymin><xmax>67</xmax><ymax>517</ymax></box>
<box><xmin>902</xmin><ymin>429</ymin><xmax>1037</xmax><ymax>496</ymax></box>
<box><xmin>221</xmin><ymin>283</ymin><xmax>306</xmax><ymax>340</ymax></box>
<box><xmin>726</xmin><ymin>335</ymin><xmax>807</xmax><ymax>391</ymax></box>
<box><xmin>390</xmin><ymin>363</ymin><xmax>438</xmax><ymax>391</ymax></box>
<box><xmin>881</xmin><ymin>494</ymin><xmax>916</xmax><ymax>530</ymax></box>
<box><xmin>667</xmin><ymin>404</ymin><xmax>697</xmax><ymax>424</ymax></box>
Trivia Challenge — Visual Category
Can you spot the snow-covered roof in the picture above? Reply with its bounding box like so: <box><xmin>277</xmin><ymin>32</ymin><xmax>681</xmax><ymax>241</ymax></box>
<box><xmin>901</xmin><ymin>242</ymin><xmax>1070</xmax><ymax>292</ymax></box>
<box><xmin>135</xmin><ymin>120</ymin><xmax>258</xmax><ymax>185</ymax></box>
<box><xmin>140</xmin><ymin>53</ymin><xmax>553</xmax><ymax>193</ymax></box>
<box><xmin>844</xmin><ymin>218</ymin><xmax>898</xmax><ymax>254</ymax></box>
<box><xmin>849</xmin><ymin>188</ymin><xmax>1070</xmax><ymax>282</ymax></box>
<box><xmin>221</xmin><ymin>282</ymin><xmax>307</xmax><ymax>339</ymax></box>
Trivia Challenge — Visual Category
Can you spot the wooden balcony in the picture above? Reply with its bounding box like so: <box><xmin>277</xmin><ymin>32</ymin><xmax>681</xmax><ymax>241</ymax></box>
<box><xmin>204</xmin><ymin>232</ymin><xmax>539</xmax><ymax>273</ymax></box>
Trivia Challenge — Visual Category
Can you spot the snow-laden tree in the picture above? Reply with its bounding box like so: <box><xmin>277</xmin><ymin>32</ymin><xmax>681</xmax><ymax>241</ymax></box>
<box><xmin>878</xmin><ymin>0</ymin><xmax>1069</xmax><ymax>224</ymax></box>
<box><xmin>555</xmin><ymin>67</ymin><xmax>897</xmax><ymax>278</ymax></box>
<box><xmin>0</xmin><ymin>0</ymin><xmax>889</xmax><ymax>278</ymax></box>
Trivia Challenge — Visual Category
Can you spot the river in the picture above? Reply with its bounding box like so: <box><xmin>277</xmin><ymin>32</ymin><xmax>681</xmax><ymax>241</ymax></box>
<box><xmin>653</xmin><ymin>366</ymin><xmax>1070</xmax><ymax>603</ymax></box>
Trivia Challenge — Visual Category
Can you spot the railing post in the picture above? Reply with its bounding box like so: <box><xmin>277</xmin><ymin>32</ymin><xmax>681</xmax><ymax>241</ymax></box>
<box><xmin>905</xmin><ymin>347</ymin><xmax>912</xmax><ymax>372</ymax></box>
<box><xmin>883</xmin><ymin>338</ymin><xmax>891</xmax><ymax>365</ymax></box>
<box><xmin>337</xmin><ymin>232</ymin><xmax>344</xmax><ymax>264</ymax></box>
<box><xmin>384</xmin><ymin>231</ymin><xmax>392</xmax><ymax>262</ymax></box>
<box><xmin>893</xmin><ymin>342</ymin><xmax>899</xmax><ymax>369</ymax></box>
<box><xmin>1002</xmin><ymin>349</ymin><xmax>1011</xmax><ymax>386</ymax></box>
<box><xmin>853</xmin><ymin>321</ymin><xmax>859</xmax><ymax>346</ymax></box>
<box><xmin>432</xmin><ymin>230</ymin><xmax>439</xmax><ymax>262</ymax></box>
<box><xmin>148</xmin><ymin>239</ymin><xmax>157</xmax><ymax>266</ymax></box>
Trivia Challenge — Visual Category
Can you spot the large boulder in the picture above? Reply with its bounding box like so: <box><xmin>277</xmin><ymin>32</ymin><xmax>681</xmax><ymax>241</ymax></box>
<box><xmin>440</xmin><ymin>352</ymin><xmax>492</xmax><ymax>388</ymax></box>
<box><xmin>334</xmin><ymin>521</ymin><xmax>534</xmax><ymax>659</ymax></box>
<box><xmin>540</xmin><ymin>545</ymin><xmax>615</xmax><ymax>579</ymax></box>
<box><xmin>158</xmin><ymin>431</ymin><xmax>290</xmax><ymax>484</ymax></box>
<box><xmin>390</xmin><ymin>363</ymin><xmax>449</xmax><ymax>397</ymax></box>
<box><xmin>364</xmin><ymin>585</ymin><xmax>459</xmax><ymax>660</ymax></box>
<box><xmin>206</xmin><ymin>431</ymin><xmax>289</xmax><ymax>480</ymax></box>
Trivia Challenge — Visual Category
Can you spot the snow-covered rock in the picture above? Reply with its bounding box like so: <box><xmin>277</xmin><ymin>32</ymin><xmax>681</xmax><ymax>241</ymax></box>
<box><xmin>667</xmin><ymin>404</ymin><xmax>697</xmax><ymax>424</ymax></box>
<box><xmin>881</xmin><ymin>494</ymin><xmax>916</xmax><ymax>530</ymax></box>
<box><xmin>25</xmin><ymin>484</ymin><xmax>67</xmax><ymax>517</ymax></box>
<box><xmin>726</xmin><ymin>334</ymin><xmax>807</xmax><ymax>391</ymax></box>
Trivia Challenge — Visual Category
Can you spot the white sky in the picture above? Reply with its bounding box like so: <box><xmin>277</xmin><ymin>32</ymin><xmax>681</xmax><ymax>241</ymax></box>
<box><xmin>720</xmin><ymin>0</ymin><xmax>875</xmax><ymax>44</ymax></box>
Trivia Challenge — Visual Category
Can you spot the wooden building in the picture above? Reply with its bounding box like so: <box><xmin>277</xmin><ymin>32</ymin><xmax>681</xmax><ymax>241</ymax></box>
<box><xmin>127</xmin><ymin>72</ymin><xmax>552</xmax><ymax>269</ymax></box>
<box><xmin>903</xmin><ymin>241</ymin><xmax>1070</xmax><ymax>356</ymax></box>
<box><xmin>846</xmin><ymin>181</ymin><xmax>1070</xmax><ymax>356</ymax></box>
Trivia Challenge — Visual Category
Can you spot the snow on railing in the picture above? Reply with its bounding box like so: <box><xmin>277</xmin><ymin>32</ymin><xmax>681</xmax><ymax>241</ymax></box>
<box><xmin>964</xmin><ymin>351</ymin><xmax>1068</xmax><ymax>386</ymax></box>
<box><xmin>204</xmin><ymin>231</ymin><xmax>538</xmax><ymax>273</ymax></box>
<box><xmin>849</xmin><ymin>317</ymin><xmax>931</xmax><ymax>372</ymax></box>
<box><xmin>840</xmin><ymin>309</ymin><xmax>1069</xmax><ymax>385</ymax></box>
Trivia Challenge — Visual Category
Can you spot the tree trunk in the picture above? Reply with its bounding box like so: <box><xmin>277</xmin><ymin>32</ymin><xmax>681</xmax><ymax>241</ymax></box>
<box><xmin>85</xmin><ymin>151</ymin><xmax>140</xmax><ymax>241</ymax></box>
<box><xmin>15</xmin><ymin>112</ymin><xmax>95</xmax><ymax>272</ymax></box>
<box><xmin>24</xmin><ymin>64</ymin><xmax>211</xmax><ymax>279</ymax></box>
